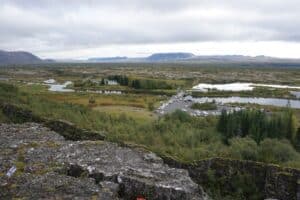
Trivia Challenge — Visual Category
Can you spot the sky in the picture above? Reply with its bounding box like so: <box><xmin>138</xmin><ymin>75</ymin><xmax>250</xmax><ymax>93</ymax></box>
<box><xmin>1</xmin><ymin>0</ymin><xmax>300</xmax><ymax>59</ymax></box>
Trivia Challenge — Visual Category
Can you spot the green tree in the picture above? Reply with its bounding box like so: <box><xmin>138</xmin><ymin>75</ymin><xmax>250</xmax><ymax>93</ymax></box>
<box><xmin>88</xmin><ymin>95</ymin><xmax>96</xmax><ymax>105</ymax></box>
<box><xmin>148</xmin><ymin>102</ymin><xmax>155</xmax><ymax>111</ymax></box>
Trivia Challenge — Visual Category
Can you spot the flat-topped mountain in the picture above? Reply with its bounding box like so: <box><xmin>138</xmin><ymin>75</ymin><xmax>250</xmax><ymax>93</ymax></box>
<box><xmin>146</xmin><ymin>52</ymin><xmax>195</xmax><ymax>61</ymax></box>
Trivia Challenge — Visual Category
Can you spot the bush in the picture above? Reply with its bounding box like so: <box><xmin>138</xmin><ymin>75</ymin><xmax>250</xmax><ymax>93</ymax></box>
<box><xmin>165</xmin><ymin>110</ymin><xmax>192</xmax><ymax>123</ymax></box>
<box><xmin>0</xmin><ymin>82</ymin><xmax>18</xmax><ymax>93</ymax></box>
<box><xmin>191</xmin><ymin>102</ymin><xmax>217</xmax><ymax>110</ymax></box>
<box><xmin>88</xmin><ymin>95</ymin><xmax>96</xmax><ymax>105</ymax></box>
<box><xmin>258</xmin><ymin>138</ymin><xmax>300</xmax><ymax>164</ymax></box>
<box><xmin>205</xmin><ymin>169</ymin><xmax>263</xmax><ymax>200</ymax></box>
<box><xmin>148</xmin><ymin>102</ymin><xmax>155</xmax><ymax>111</ymax></box>
<box><xmin>228</xmin><ymin>137</ymin><xmax>258</xmax><ymax>161</ymax></box>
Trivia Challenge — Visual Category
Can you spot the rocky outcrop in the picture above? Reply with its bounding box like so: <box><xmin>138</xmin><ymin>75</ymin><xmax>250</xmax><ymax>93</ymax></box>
<box><xmin>0</xmin><ymin>103</ymin><xmax>44</xmax><ymax>123</ymax></box>
<box><xmin>0</xmin><ymin>123</ymin><xmax>207</xmax><ymax>200</ymax></box>
<box><xmin>163</xmin><ymin>157</ymin><xmax>300</xmax><ymax>200</ymax></box>
<box><xmin>45</xmin><ymin>119</ymin><xmax>106</xmax><ymax>141</ymax></box>
<box><xmin>0</xmin><ymin>103</ymin><xmax>106</xmax><ymax>141</ymax></box>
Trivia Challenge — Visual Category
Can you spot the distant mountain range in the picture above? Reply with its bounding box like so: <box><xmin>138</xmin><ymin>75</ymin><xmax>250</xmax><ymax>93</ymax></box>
<box><xmin>187</xmin><ymin>55</ymin><xmax>300</xmax><ymax>63</ymax></box>
<box><xmin>87</xmin><ymin>53</ymin><xmax>195</xmax><ymax>63</ymax></box>
<box><xmin>147</xmin><ymin>53</ymin><xmax>195</xmax><ymax>61</ymax></box>
<box><xmin>86</xmin><ymin>53</ymin><xmax>300</xmax><ymax>64</ymax></box>
<box><xmin>0</xmin><ymin>50</ymin><xmax>52</xmax><ymax>65</ymax></box>
<box><xmin>88</xmin><ymin>56</ymin><xmax>128</xmax><ymax>62</ymax></box>
<box><xmin>1</xmin><ymin>50</ymin><xmax>300</xmax><ymax>65</ymax></box>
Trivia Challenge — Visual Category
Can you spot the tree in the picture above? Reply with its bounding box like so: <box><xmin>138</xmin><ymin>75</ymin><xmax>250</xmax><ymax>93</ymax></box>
<box><xmin>100</xmin><ymin>78</ymin><xmax>105</xmax><ymax>85</ymax></box>
<box><xmin>148</xmin><ymin>102</ymin><xmax>155</xmax><ymax>111</ymax></box>
<box><xmin>88</xmin><ymin>95</ymin><xmax>96</xmax><ymax>105</ymax></box>
<box><xmin>283</xmin><ymin>107</ymin><xmax>297</xmax><ymax>143</ymax></box>
<box><xmin>217</xmin><ymin>109</ymin><xmax>298</xmax><ymax>145</ymax></box>
<box><xmin>217</xmin><ymin>109</ymin><xmax>227</xmax><ymax>134</ymax></box>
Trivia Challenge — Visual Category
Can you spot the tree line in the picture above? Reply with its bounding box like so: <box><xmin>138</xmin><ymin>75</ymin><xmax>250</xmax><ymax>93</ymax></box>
<box><xmin>217</xmin><ymin>107</ymin><xmax>298</xmax><ymax>146</ymax></box>
<box><xmin>107</xmin><ymin>75</ymin><xmax>175</xmax><ymax>90</ymax></box>
<box><xmin>73</xmin><ymin>75</ymin><xmax>179</xmax><ymax>90</ymax></box>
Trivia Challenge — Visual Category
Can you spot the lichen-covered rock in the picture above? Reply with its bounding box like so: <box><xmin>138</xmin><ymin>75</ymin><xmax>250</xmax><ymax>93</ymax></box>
<box><xmin>0</xmin><ymin>123</ymin><xmax>206</xmax><ymax>200</ymax></box>
<box><xmin>1</xmin><ymin>172</ymin><xmax>117</xmax><ymax>200</ymax></box>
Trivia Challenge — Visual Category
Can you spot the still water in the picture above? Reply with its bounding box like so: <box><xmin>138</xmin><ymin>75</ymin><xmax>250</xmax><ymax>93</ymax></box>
<box><xmin>191</xmin><ymin>96</ymin><xmax>300</xmax><ymax>109</ymax></box>
<box><xmin>193</xmin><ymin>82</ymin><xmax>300</xmax><ymax>92</ymax></box>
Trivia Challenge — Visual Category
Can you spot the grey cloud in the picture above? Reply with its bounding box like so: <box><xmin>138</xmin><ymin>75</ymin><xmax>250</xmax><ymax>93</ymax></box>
<box><xmin>0</xmin><ymin>0</ymin><xmax>300</xmax><ymax>55</ymax></box>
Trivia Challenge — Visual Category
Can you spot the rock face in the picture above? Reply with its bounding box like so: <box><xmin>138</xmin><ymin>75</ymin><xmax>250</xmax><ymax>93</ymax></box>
<box><xmin>163</xmin><ymin>157</ymin><xmax>300</xmax><ymax>200</ymax></box>
<box><xmin>0</xmin><ymin>123</ymin><xmax>207</xmax><ymax>200</ymax></box>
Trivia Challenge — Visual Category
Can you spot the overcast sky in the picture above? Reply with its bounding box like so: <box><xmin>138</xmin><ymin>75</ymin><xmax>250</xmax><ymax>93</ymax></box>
<box><xmin>1</xmin><ymin>0</ymin><xmax>300</xmax><ymax>59</ymax></box>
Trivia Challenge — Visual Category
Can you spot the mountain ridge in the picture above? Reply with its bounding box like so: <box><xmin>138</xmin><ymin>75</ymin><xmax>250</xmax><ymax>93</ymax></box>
<box><xmin>84</xmin><ymin>53</ymin><xmax>300</xmax><ymax>63</ymax></box>
<box><xmin>2</xmin><ymin>49</ymin><xmax>300</xmax><ymax>65</ymax></box>
<box><xmin>0</xmin><ymin>50</ymin><xmax>52</xmax><ymax>65</ymax></box>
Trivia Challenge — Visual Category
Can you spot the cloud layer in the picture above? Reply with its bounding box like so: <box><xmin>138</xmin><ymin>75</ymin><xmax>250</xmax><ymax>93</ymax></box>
<box><xmin>0</xmin><ymin>0</ymin><xmax>300</xmax><ymax>58</ymax></box>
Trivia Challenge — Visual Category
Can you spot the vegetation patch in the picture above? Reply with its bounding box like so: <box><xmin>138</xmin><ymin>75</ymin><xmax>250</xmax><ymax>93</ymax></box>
<box><xmin>191</xmin><ymin>102</ymin><xmax>217</xmax><ymax>110</ymax></box>
<box><xmin>217</xmin><ymin>108</ymin><xmax>298</xmax><ymax>145</ymax></box>
<box><xmin>205</xmin><ymin>169</ymin><xmax>263</xmax><ymax>200</ymax></box>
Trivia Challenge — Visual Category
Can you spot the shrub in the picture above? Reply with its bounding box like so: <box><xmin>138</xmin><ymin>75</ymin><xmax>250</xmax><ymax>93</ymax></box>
<box><xmin>0</xmin><ymin>82</ymin><xmax>18</xmax><ymax>93</ymax></box>
<box><xmin>258</xmin><ymin>138</ymin><xmax>300</xmax><ymax>164</ymax></box>
<box><xmin>88</xmin><ymin>95</ymin><xmax>96</xmax><ymax>105</ymax></box>
<box><xmin>228</xmin><ymin>137</ymin><xmax>258</xmax><ymax>161</ymax></box>
<box><xmin>148</xmin><ymin>102</ymin><xmax>155</xmax><ymax>111</ymax></box>
<box><xmin>191</xmin><ymin>102</ymin><xmax>217</xmax><ymax>110</ymax></box>
<box><xmin>165</xmin><ymin>109</ymin><xmax>192</xmax><ymax>123</ymax></box>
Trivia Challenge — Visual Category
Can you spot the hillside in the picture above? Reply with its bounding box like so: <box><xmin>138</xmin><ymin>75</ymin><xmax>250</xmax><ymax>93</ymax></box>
<box><xmin>0</xmin><ymin>50</ymin><xmax>46</xmax><ymax>65</ymax></box>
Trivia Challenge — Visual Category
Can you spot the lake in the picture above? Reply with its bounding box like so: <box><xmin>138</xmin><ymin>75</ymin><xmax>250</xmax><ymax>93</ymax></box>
<box><xmin>190</xmin><ymin>96</ymin><xmax>300</xmax><ymax>109</ymax></box>
<box><xmin>193</xmin><ymin>82</ymin><xmax>300</xmax><ymax>92</ymax></box>
<box><xmin>47</xmin><ymin>81</ymin><xmax>74</xmax><ymax>92</ymax></box>
<box><xmin>44</xmin><ymin>79</ymin><xmax>122</xmax><ymax>94</ymax></box>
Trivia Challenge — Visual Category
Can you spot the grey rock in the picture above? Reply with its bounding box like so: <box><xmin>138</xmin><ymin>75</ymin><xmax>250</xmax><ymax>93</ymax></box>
<box><xmin>0</xmin><ymin>123</ymin><xmax>206</xmax><ymax>200</ymax></box>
